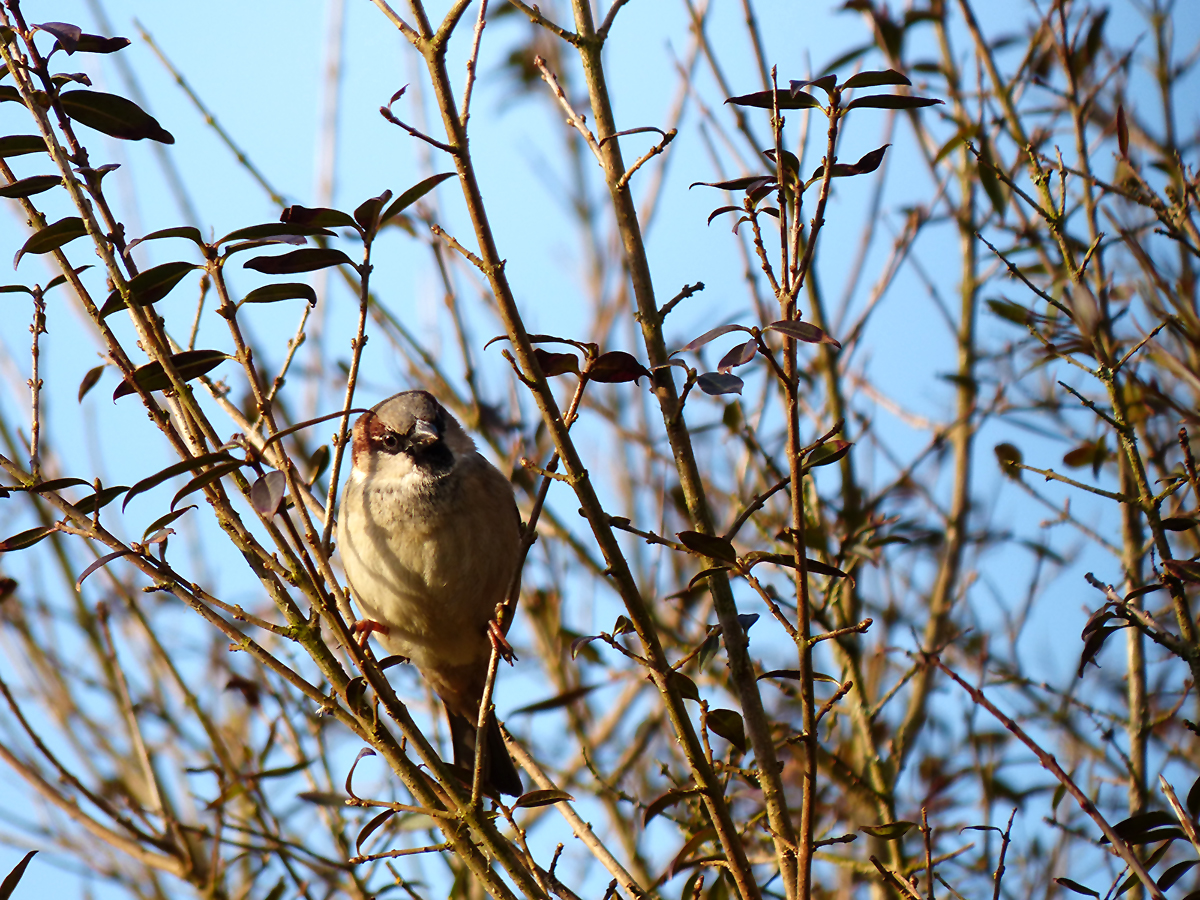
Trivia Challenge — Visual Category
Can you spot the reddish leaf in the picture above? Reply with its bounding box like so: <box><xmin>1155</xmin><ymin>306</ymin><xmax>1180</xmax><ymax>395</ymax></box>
<box><xmin>280</xmin><ymin>205</ymin><xmax>359</xmax><ymax>230</ymax></box>
<box><xmin>534</xmin><ymin>348</ymin><xmax>580</xmax><ymax>377</ymax></box>
<box><xmin>844</xmin><ymin>94</ymin><xmax>943</xmax><ymax>110</ymax></box>
<box><xmin>1116</xmin><ymin>104</ymin><xmax>1129</xmax><ymax>158</ymax></box>
<box><xmin>243</xmin><ymin>248</ymin><xmax>354</xmax><ymax>275</ymax></box>
<box><xmin>717</xmin><ymin>339</ymin><xmax>757</xmax><ymax>374</ymax></box>
<box><xmin>59</xmin><ymin>90</ymin><xmax>173</xmax><ymax>142</ymax></box>
<box><xmin>843</xmin><ymin>69</ymin><xmax>911</xmax><ymax>89</ymax></box>
<box><xmin>586</xmin><ymin>350</ymin><xmax>650</xmax><ymax>384</ymax></box>
<box><xmin>766</xmin><ymin>319</ymin><xmax>841</xmax><ymax>348</ymax></box>
<box><xmin>727</xmin><ymin>89</ymin><xmax>821</xmax><ymax>110</ymax></box>
<box><xmin>677</xmin><ymin>323</ymin><xmax>751</xmax><ymax>354</ymax></box>
<box><xmin>250</xmin><ymin>470</ymin><xmax>287</xmax><ymax>516</ymax></box>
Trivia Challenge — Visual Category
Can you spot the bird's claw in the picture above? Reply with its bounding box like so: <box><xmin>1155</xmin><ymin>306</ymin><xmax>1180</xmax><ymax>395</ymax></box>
<box><xmin>352</xmin><ymin>619</ymin><xmax>389</xmax><ymax>649</ymax></box>
<box><xmin>488</xmin><ymin>619</ymin><xmax>517</xmax><ymax>665</ymax></box>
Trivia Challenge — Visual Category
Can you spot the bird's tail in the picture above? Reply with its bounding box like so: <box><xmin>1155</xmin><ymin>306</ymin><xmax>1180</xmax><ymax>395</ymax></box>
<box><xmin>445</xmin><ymin>705</ymin><xmax>523</xmax><ymax>797</ymax></box>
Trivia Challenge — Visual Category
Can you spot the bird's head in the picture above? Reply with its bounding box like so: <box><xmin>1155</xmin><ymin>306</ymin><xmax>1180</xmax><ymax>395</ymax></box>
<box><xmin>350</xmin><ymin>390</ymin><xmax>475</xmax><ymax>480</ymax></box>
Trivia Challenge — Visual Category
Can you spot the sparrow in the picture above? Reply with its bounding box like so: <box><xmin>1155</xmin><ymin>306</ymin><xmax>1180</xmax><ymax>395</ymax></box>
<box><xmin>336</xmin><ymin>390</ymin><xmax>523</xmax><ymax>797</ymax></box>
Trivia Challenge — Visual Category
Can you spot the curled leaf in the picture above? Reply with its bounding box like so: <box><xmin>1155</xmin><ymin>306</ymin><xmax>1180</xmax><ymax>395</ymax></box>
<box><xmin>250</xmin><ymin>470</ymin><xmax>287</xmax><ymax>516</ymax></box>
<box><xmin>75</xmin><ymin>550</ymin><xmax>136</xmax><ymax>591</ymax></box>
<box><xmin>534</xmin><ymin>348</ymin><xmax>580</xmax><ymax>377</ymax></box>
<box><xmin>677</xmin><ymin>323</ymin><xmax>752</xmax><ymax>354</ymax></box>
<box><xmin>586</xmin><ymin>350</ymin><xmax>650</xmax><ymax>384</ymax></box>
<box><xmin>717</xmin><ymin>339</ymin><xmax>757</xmax><ymax>374</ymax></box>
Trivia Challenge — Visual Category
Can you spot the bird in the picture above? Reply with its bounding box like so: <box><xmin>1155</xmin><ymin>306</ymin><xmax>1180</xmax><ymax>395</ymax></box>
<box><xmin>336</xmin><ymin>390</ymin><xmax>523</xmax><ymax>797</ymax></box>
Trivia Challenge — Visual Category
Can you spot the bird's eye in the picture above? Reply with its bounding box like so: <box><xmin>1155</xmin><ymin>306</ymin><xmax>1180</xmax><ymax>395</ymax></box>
<box><xmin>380</xmin><ymin>432</ymin><xmax>401</xmax><ymax>452</ymax></box>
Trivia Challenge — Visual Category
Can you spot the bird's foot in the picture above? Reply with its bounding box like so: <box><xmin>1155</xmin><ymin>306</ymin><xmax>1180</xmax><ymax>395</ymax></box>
<box><xmin>352</xmin><ymin>619</ymin><xmax>389</xmax><ymax>649</ymax></box>
<box><xmin>488</xmin><ymin>619</ymin><xmax>517</xmax><ymax>665</ymax></box>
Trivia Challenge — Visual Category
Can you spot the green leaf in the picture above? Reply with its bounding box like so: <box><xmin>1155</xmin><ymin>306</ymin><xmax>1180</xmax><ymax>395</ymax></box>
<box><xmin>994</xmin><ymin>442</ymin><xmax>1023</xmax><ymax>479</ymax></box>
<box><xmin>0</xmin><ymin>850</ymin><xmax>37</xmax><ymax>900</ymax></box>
<box><xmin>381</xmin><ymin>172</ymin><xmax>455</xmax><ymax>224</ymax></box>
<box><xmin>510</xmin><ymin>684</ymin><xmax>598</xmax><ymax>715</ymax></box>
<box><xmin>101</xmin><ymin>261</ymin><xmax>200</xmax><ymax>317</ymax></box>
<box><xmin>1186</xmin><ymin>774</ymin><xmax>1200</xmax><ymax>819</ymax></box>
<box><xmin>243</xmin><ymin>248</ymin><xmax>354</xmax><ymax>274</ymax></box>
<box><xmin>14</xmin><ymin>217</ymin><xmax>87</xmax><ymax>267</ymax></box>
<box><xmin>0</xmin><ymin>174</ymin><xmax>61</xmax><ymax>198</ymax></box>
<box><xmin>239</xmin><ymin>282</ymin><xmax>318</xmax><ymax>306</ymax></box>
<box><xmin>123</xmin><ymin>451</ymin><xmax>238</xmax><ymax>511</ymax></box>
<box><xmin>842</xmin><ymin>69</ymin><xmax>911</xmax><ymax>89</ymax></box>
<box><xmin>26</xmin><ymin>477</ymin><xmax>92</xmax><ymax>492</ymax></box>
<box><xmin>1157</xmin><ymin>860</ymin><xmax>1198</xmax><ymax>892</ymax></box>
<box><xmin>77</xmin><ymin>365</ymin><xmax>104</xmax><ymax>402</ymax></box>
<box><xmin>171</xmin><ymin>459</ymin><xmax>245</xmax><ymax>509</ymax></box>
<box><xmin>113</xmin><ymin>349</ymin><xmax>229</xmax><ymax>400</ymax></box>
<box><xmin>58</xmin><ymin>90</ymin><xmax>173</xmax><ymax>142</ymax></box>
<box><xmin>1053</xmin><ymin>877</ymin><xmax>1100</xmax><ymax>898</ymax></box>
<box><xmin>0</xmin><ymin>525</ymin><xmax>57</xmax><ymax>552</ymax></box>
<box><xmin>74</xmin><ymin>484</ymin><xmax>129</xmax><ymax>515</ymax></box>
<box><xmin>217</xmin><ymin>222</ymin><xmax>336</xmax><ymax>245</ymax></box>
<box><xmin>706</xmin><ymin>708</ymin><xmax>747</xmax><ymax>752</ymax></box>
<box><xmin>127</xmin><ymin>226</ymin><xmax>204</xmax><ymax>251</ymax></box>
<box><xmin>45</xmin><ymin>264</ymin><xmax>91</xmax><ymax>293</ymax></box>
<box><xmin>668</xmin><ymin>670</ymin><xmax>700</xmax><ymax>702</ymax></box>
<box><xmin>844</xmin><ymin>94</ymin><xmax>943</xmax><ymax>111</ymax></box>
<box><xmin>805</xmin><ymin>440</ymin><xmax>852</xmax><ymax>467</ymax></box>
<box><xmin>643</xmin><ymin>788</ymin><xmax>695</xmax><ymax>826</ymax></box>
<box><xmin>987</xmin><ymin>297</ymin><xmax>1031</xmax><ymax>326</ymax></box>
<box><xmin>677</xmin><ymin>530</ymin><xmax>738</xmax><ymax>564</ymax></box>
<box><xmin>726</xmin><ymin>89</ymin><xmax>821</xmax><ymax>110</ymax></box>
<box><xmin>0</xmin><ymin>135</ymin><xmax>48</xmax><ymax>158</ymax></box>
<box><xmin>859</xmin><ymin>821</ymin><xmax>915</xmax><ymax>840</ymax></box>
<box><xmin>513</xmin><ymin>789</ymin><xmax>575</xmax><ymax>809</ymax></box>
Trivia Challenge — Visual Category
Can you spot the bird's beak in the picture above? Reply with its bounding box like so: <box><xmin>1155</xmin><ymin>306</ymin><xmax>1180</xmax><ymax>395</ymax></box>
<box><xmin>409</xmin><ymin>419</ymin><xmax>439</xmax><ymax>447</ymax></box>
